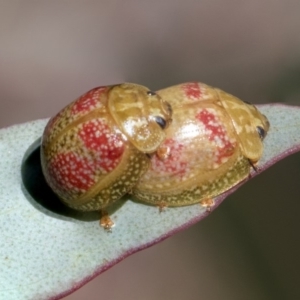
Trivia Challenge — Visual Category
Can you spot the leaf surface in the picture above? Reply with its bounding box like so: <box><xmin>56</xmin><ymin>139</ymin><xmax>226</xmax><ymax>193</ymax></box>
<box><xmin>0</xmin><ymin>104</ymin><xmax>299</xmax><ymax>300</ymax></box>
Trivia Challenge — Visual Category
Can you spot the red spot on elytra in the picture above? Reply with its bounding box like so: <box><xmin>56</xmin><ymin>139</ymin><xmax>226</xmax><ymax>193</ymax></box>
<box><xmin>152</xmin><ymin>138</ymin><xmax>187</xmax><ymax>175</ymax></box>
<box><xmin>49</xmin><ymin>152</ymin><xmax>96</xmax><ymax>192</ymax></box>
<box><xmin>71</xmin><ymin>87</ymin><xmax>107</xmax><ymax>115</ymax></box>
<box><xmin>196</xmin><ymin>109</ymin><xmax>235</xmax><ymax>163</ymax></box>
<box><xmin>78</xmin><ymin>120</ymin><xmax>125</xmax><ymax>172</ymax></box>
<box><xmin>182</xmin><ymin>82</ymin><xmax>201</xmax><ymax>100</ymax></box>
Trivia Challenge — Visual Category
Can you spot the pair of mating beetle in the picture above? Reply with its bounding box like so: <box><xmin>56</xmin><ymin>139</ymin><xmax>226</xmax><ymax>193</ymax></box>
<box><xmin>41</xmin><ymin>82</ymin><xmax>270</xmax><ymax>229</ymax></box>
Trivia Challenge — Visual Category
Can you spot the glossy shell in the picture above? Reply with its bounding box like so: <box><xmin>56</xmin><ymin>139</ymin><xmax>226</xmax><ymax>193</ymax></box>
<box><xmin>132</xmin><ymin>82</ymin><xmax>270</xmax><ymax>206</ymax></box>
<box><xmin>41</xmin><ymin>83</ymin><xmax>172</xmax><ymax>211</ymax></box>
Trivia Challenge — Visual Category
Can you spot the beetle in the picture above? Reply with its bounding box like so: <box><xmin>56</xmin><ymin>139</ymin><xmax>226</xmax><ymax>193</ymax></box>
<box><xmin>40</xmin><ymin>83</ymin><xmax>172</xmax><ymax>228</ymax></box>
<box><xmin>132</xmin><ymin>82</ymin><xmax>270</xmax><ymax>209</ymax></box>
<box><xmin>41</xmin><ymin>82</ymin><xmax>269</xmax><ymax>230</ymax></box>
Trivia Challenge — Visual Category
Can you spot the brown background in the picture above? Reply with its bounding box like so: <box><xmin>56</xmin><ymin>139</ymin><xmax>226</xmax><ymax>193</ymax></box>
<box><xmin>1</xmin><ymin>1</ymin><xmax>300</xmax><ymax>299</ymax></box>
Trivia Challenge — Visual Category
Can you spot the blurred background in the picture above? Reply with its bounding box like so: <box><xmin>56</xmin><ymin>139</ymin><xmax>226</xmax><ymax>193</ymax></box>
<box><xmin>1</xmin><ymin>1</ymin><xmax>300</xmax><ymax>299</ymax></box>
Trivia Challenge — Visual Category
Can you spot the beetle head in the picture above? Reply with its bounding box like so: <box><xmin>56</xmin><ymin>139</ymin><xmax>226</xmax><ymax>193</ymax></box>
<box><xmin>108</xmin><ymin>83</ymin><xmax>172</xmax><ymax>153</ymax></box>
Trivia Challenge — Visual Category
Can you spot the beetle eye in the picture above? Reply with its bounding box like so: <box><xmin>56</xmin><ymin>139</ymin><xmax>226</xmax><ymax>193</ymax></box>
<box><xmin>256</xmin><ymin>126</ymin><xmax>266</xmax><ymax>139</ymax></box>
<box><xmin>147</xmin><ymin>91</ymin><xmax>157</xmax><ymax>96</ymax></box>
<box><xmin>154</xmin><ymin>116</ymin><xmax>167</xmax><ymax>129</ymax></box>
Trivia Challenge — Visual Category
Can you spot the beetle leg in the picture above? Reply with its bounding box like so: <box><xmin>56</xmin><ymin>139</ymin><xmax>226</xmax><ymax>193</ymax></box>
<box><xmin>200</xmin><ymin>198</ymin><xmax>215</xmax><ymax>212</ymax></box>
<box><xmin>158</xmin><ymin>202</ymin><xmax>167</xmax><ymax>212</ymax></box>
<box><xmin>156</xmin><ymin>145</ymin><xmax>170</xmax><ymax>160</ymax></box>
<box><xmin>100</xmin><ymin>210</ymin><xmax>114</xmax><ymax>232</ymax></box>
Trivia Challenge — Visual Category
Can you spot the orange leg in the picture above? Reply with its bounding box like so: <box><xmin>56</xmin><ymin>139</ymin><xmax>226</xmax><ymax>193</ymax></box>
<box><xmin>100</xmin><ymin>210</ymin><xmax>114</xmax><ymax>231</ymax></box>
<box><xmin>158</xmin><ymin>202</ymin><xmax>167</xmax><ymax>213</ymax></box>
<box><xmin>200</xmin><ymin>198</ymin><xmax>215</xmax><ymax>212</ymax></box>
<box><xmin>156</xmin><ymin>145</ymin><xmax>170</xmax><ymax>160</ymax></box>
